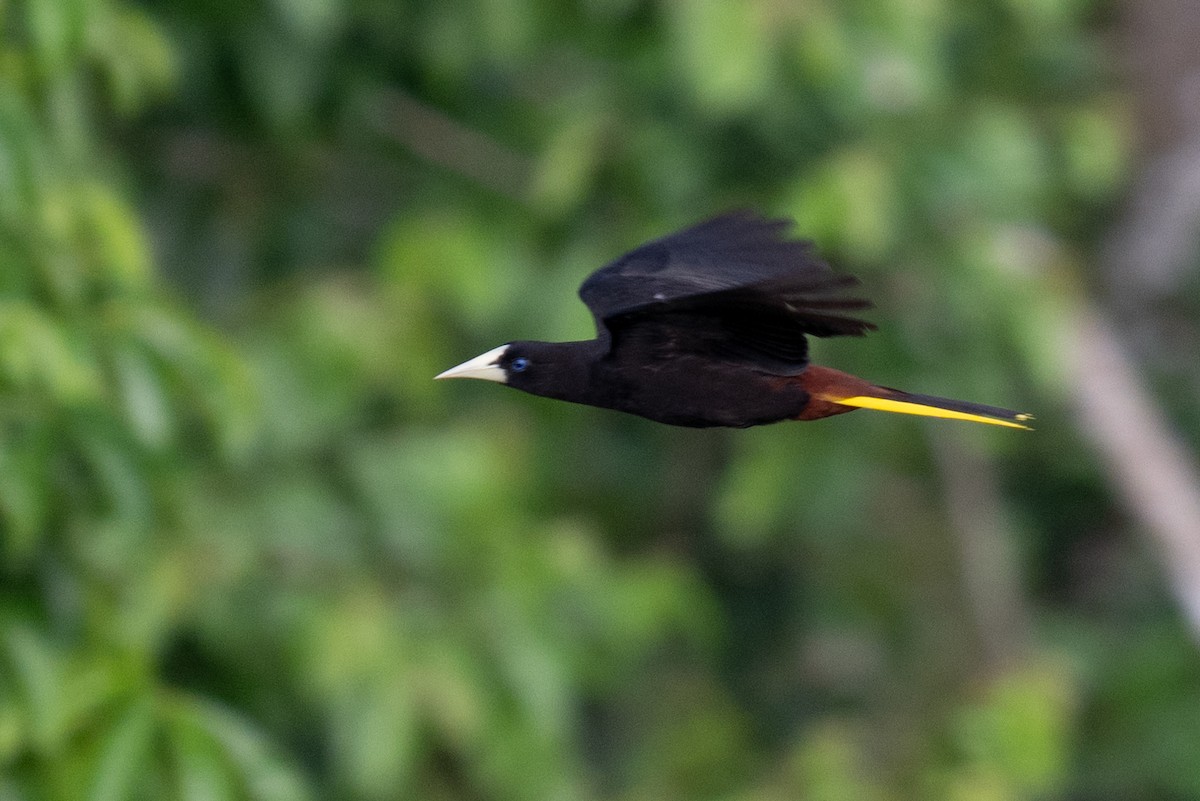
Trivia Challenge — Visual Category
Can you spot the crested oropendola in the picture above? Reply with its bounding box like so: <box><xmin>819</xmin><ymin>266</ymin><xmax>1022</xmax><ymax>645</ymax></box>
<box><xmin>437</xmin><ymin>211</ymin><xmax>1032</xmax><ymax>430</ymax></box>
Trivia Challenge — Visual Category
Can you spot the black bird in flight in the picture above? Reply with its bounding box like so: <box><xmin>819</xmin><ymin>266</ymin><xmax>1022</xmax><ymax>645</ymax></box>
<box><xmin>437</xmin><ymin>211</ymin><xmax>1031</xmax><ymax>430</ymax></box>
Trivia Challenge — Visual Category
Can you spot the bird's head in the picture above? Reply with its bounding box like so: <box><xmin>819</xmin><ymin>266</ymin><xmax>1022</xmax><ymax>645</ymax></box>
<box><xmin>435</xmin><ymin>341</ymin><xmax>588</xmax><ymax>399</ymax></box>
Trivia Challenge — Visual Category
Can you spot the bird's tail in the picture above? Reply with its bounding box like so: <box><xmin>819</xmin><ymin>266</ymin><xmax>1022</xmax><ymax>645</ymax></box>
<box><xmin>832</xmin><ymin>389</ymin><xmax>1033</xmax><ymax>429</ymax></box>
<box><xmin>797</xmin><ymin>366</ymin><xmax>1033</xmax><ymax>429</ymax></box>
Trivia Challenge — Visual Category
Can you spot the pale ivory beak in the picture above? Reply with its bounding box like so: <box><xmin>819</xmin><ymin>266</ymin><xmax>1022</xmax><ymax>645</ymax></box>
<box><xmin>435</xmin><ymin>344</ymin><xmax>510</xmax><ymax>383</ymax></box>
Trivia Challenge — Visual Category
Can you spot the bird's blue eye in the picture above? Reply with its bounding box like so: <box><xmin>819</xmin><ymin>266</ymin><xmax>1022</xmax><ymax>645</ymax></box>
<box><xmin>510</xmin><ymin>357</ymin><xmax>529</xmax><ymax>372</ymax></box>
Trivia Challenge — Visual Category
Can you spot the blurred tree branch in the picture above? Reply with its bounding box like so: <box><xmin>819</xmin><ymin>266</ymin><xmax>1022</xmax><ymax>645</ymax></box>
<box><xmin>930</xmin><ymin>430</ymin><xmax>1030</xmax><ymax>671</ymax></box>
<box><xmin>1071</xmin><ymin>0</ymin><xmax>1200</xmax><ymax>641</ymax></box>
<box><xmin>1066</xmin><ymin>304</ymin><xmax>1200</xmax><ymax>638</ymax></box>
<box><xmin>368</xmin><ymin>91</ymin><xmax>533</xmax><ymax>200</ymax></box>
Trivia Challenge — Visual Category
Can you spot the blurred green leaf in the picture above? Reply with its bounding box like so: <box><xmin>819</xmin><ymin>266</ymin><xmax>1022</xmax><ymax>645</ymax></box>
<box><xmin>669</xmin><ymin>0</ymin><xmax>773</xmax><ymax>114</ymax></box>
<box><xmin>25</xmin><ymin>0</ymin><xmax>86</xmax><ymax>77</ymax></box>
<box><xmin>91</xmin><ymin>8</ymin><xmax>177</xmax><ymax>113</ymax></box>
<box><xmin>0</xmin><ymin>432</ymin><xmax>50</xmax><ymax>562</ymax></box>
<box><xmin>788</xmin><ymin>147</ymin><xmax>898</xmax><ymax>262</ymax></box>
<box><xmin>85</xmin><ymin>697</ymin><xmax>154</xmax><ymax>801</ymax></box>
<box><xmin>113</xmin><ymin>346</ymin><xmax>173</xmax><ymax>449</ymax></box>
<box><xmin>786</xmin><ymin>722</ymin><xmax>885</xmax><ymax>801</ymax></box>
<box><xmin>81</xmin><ymin>184</ymin><xmax>152</xmax><ymax>286</ymax></box>
<box><xmin>951</xmin><ymin>663</ymin><xmax>1075</xmax><ymax>797</ymax></box>
<box><xmin>3</xmin><ymin>627</ymin><xmax>67</xmax><ymax>753</ymax></box>
<box><xmin>1061</xmin><ymin>101</ymin><xmax>1129</xmax><ymax>198</ymax></box>
<box><xmin>170</xmin><ymin>697</ymin><xmax>312</xmax><ymax>801</ymax></box>
<box><xmin>0</xmin><ymin>300</ymin><xmax>101</xmax><ymax>402</ymax></box>
<box><xmin>531</xmin><ymin>113</ymin><xmax>604</xmax><ymax>217</ymax></box>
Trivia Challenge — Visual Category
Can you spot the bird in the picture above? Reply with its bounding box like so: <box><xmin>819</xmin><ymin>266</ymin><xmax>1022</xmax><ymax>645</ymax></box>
<box><xmin>436</xmin><ymin>211</ymin><xmax>1032</xmax><ymax>430</ymax></box>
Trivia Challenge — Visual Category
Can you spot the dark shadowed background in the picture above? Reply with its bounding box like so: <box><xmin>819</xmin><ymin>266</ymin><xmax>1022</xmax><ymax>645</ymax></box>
<box><xmin>3</xmin><ymin>0</ymin><xmax>1200</xmax><ymax>798</ymax></box>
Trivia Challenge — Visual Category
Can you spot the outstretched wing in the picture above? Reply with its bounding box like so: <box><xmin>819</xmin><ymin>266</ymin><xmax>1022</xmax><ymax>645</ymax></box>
<box><xmin>579</xmin><ymin>211</ymin><xmax>875</xmax><ymax>372</ymax></box>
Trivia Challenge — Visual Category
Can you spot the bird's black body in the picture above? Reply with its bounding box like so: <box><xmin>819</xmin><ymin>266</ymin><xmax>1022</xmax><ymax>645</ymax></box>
<box><xmin>438</xmin><ymin>211</ymin><xmax>1031</xmax><ymax>431</ymax></box>
<box><xmin>499</xmin><ymin>339</ymin><xmax>811</xmax><ymax>428</ymax></box>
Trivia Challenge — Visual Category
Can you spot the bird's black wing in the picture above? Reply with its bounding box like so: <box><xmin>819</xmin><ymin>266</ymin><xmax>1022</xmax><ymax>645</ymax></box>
<box><xmin>580</xmin><ymin>210</ymin><xmax>856</xmax><ymax>321</ymax></box>
<box><xmin>580</xmin><ymin>211</ymin><xmax>874</xmax><ymax>373</ymax></box>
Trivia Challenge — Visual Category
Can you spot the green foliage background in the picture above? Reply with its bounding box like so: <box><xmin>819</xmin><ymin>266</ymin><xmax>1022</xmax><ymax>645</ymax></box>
<box><xmin>2</xmin><ymin>0</ymin><xmax>1197</xmax><ymax>799</ymax></box>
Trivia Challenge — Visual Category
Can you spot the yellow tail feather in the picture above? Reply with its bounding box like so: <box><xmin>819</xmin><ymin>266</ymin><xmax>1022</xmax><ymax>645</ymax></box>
<box><xmin>834</xmin><ymin>396</ymin><xmax>1034</xmax><ymax>430</ymax></box>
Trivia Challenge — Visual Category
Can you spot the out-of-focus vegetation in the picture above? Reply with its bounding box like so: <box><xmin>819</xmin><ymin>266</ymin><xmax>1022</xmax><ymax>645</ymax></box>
<box><xmin>2</xmin><ymin>0</ymin><xmax>1199</xmax><ymax>799</ymax></box>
